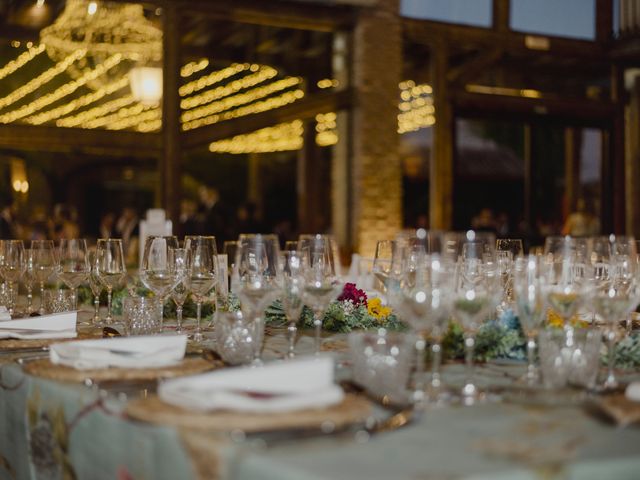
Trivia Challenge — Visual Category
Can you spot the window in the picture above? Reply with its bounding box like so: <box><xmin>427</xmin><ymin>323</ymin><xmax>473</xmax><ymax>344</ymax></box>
<box><xmin>401</xmin><ymin>0</ymin><xmax>492</xmax><ymax>28</ymax></box>
<box><xmin>510</xmin><ymin>0</ymin><xmax>595</xmax><ymax>40</ymax></box>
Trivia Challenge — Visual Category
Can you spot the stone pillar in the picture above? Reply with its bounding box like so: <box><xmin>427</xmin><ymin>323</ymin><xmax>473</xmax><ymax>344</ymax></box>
<box><xmin>626</xmin><ymin>76</ymin><xmax>640</xmax><ymax>237</ymax></box>
<box><xmin>351</xmin><ymin>0</ymin><xmax>403</xmax><ymax>257</ymax></box>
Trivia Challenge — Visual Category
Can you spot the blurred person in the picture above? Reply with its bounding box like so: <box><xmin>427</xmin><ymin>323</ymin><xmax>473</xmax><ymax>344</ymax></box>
<box><xmin>471</xmin><ymin>207</ymin><xmax>497</xmax><ymax>234</ymax></box>
<box><xmin>197</xmin><ymin>185</ymin><xmax>230</xmax><ymax>243</ymax></box>
<box><xmin>562</xmin><ymin>198</ymin><xmax>599</xmax><ymax>237</ymax></box>
<box><xmin>115</xmin><ymin>207</ymin><xmax>139</xmax><ymax>257</ymax></box>
<box><xmin>178</xmin><ymin>198</ymin><xmax>199</xmax><ymax>237</ymax></box>
<box><xmin>235</xmin><ymin>201</ymin><xmax>262</xmax><ymax>235</ymax></box>
<box><xmin>0</xmin><ymin>192</ymin><xmax>17</xmax><ymax>239</ymax></box>
<box><xmin>99</xmin><ymin>212</ymin><xmax>116</xmax><ymax>239</ymax></box>
<box><xmin>51</xmin><ymin>204</ymin><xmax>80</xmax><ymax>240</ymax></box>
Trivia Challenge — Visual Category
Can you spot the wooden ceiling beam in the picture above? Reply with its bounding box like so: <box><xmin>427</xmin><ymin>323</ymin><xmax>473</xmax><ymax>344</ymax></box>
<box><xmin>0</xmin><ymin>124</ymin><xmax>161</xmax><ymax>157</ymax></box>
<box><xmin>182</xmin><ymin>88</ymin><xmax>352</xmax><ymax>149</ymax></box>
<box><xmin>405</xmin><ymin>18</ymin><xmax>607</xmax><ymax>61</ymax></box>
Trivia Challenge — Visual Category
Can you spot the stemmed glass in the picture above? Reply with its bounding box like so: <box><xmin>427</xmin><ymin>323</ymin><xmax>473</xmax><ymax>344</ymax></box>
<box><xmin>280</xmin><ymin>250</ymin><xmax>305</xmax><ymax>358</ymax></box>
<box><xmin>451</xmin><ymin>240</ymin><xmax>500</xmax><ymax>404</ymax></box>
<box><xmin>139</xmin><ymin>236</ymin><xmax>179</xmax><ymax>331</ymax></box>
<box><xmin>372</xmin><ymin>239</ymin><xmax>405</xmax><ymax>296</ymax></box>
<box><xmin>592</xmin><ymin>236</ymin><xmax>638</xmax><ymax>389</ymax></box>
<box><xmin>299</xmin><ymin>234</ymin><xmax>342</xmax><ymax>356</ymax></box>
<box><xmin>0</xmin><ymin>240</ymin><xmax>25</xmax><ymax>315</ymax></box>
<box><xmin>392</xmin><ymin>249</ymin><xmax>454</xmax><ymax>405</ymax></box>
<box><xmin>513</xmin><ymin>255</ymin><xmax>547</xmax><ymax>384</ymax></box>
<box><xmin>31</xmin><ymin>240</ymin><xmax>58</xmax><ymax>315</ymax></box>
<box><xmin>233</xmin><ymin>234</ymin><xmax>281</xmax><ymax>363</ymax></box>
<box><xmin>496</xmin><ymin>238</ymin><xmax>524</xmax><ymax>256</ymax></box>
<box><xmin>169</xmin><ymin>247</ymin><xmax>191</xmax><ymax>334</ymax></box>
<box><xmin>58</xmin><ymin>238</ymin><xmax>90</xmax><ymax>310</ymax></box>
<box><xmin>185</xmin><ymin>236</ymin><xmax>218</xmax><ymax>342</ymax></box>
<box><xmin>87</xmin><ymin>252</ymin><xmax>103</xmax><ymax>325</ymax></box>
<box><xmin>23</xmin><ymin>248</ymin><xmax>36</xmax><ymax>315</ymax></box>
<box><xmin>95</xmin><ymin>239</ymin><xmax>126</xmax><ymax>324</ymax></box>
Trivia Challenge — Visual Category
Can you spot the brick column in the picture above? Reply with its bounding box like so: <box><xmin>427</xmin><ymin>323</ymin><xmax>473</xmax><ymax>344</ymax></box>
<box><xmin>350</xmin><ymin>0</ymin><xmax>403</xmax><ymax>257</ymax></box>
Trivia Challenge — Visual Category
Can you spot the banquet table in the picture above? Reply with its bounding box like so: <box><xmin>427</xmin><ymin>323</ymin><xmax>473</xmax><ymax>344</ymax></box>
<box><xmin>1</xmin><ymin>311</ymin><xmax>640</xmax><ymax>480</ymax></box>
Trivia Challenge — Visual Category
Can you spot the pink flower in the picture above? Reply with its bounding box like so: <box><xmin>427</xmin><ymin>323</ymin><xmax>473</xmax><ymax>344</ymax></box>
<box><xmin>338</xmin><ymin>283</ymin><xmax>367</xmax><ymax>307</ymax></box>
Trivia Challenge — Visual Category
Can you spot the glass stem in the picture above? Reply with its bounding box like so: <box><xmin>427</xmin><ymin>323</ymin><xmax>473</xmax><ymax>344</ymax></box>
<box><xmin>313</xmin><ymin>312</ymin><xmax>322</xmax><ymax>355</ymax></box>
<box><xmin>159</xmin><ymin>299</ymin><xmax>164</xmax><ymax>332</ymax></box>
<box><xmin>7</xmin><ymin>281</ymin><xmax>14</xmax><ymax>315</ymax></box>
<box><xmin>26</xmin><ymin>285</ymin><xmax>33</xmax><ymax>314</ymax></box>
<box><xmin>605</xmin><ymin>328</ymin><xmax>617</xmax><ymax>388</ymax></box>
<box><xmin>106</xmin><ymin>287</ymin><xmax>113</xmax><ymax>323</ymax></box>
<box><xmin>462</xmin><ymin>335</ymin><xmax>477</xmax><ymax>399</ymax></box>
<box><xmin>287</xmin><ymin>320</ymin><xmax>297</xmax><ymax>358</ymax></box>
<box><xmin>430</xmin><ymin>340</ymin><xmax>442</xmax><ymax>390</ymax></box>
<box><xmin>414</xmin><ymin>335</ymin><xmax>426</xmax><ymax>405</ymax></box>
<box><xmin>176</xmin><ymin>305</ymin><xmax>183</xmax><ymax>333</ymax></box>
<box><xmin>73</xmin><ymin>287</ymin><xmax>78</xmax><ymax>311</ymax></box>
<box><xmin>526</xmin><ymin>336</ymin><xmax>537</xmax><ymax>383</ymax></box>
<box><xmin>39</xmin><ymin>281</ymin><xmax>45</xmax><ymax>315</ymax></box>
<box><xmin>93</xmin><ymin>295</ymin><xmax>100</xmax><ymax>324</ymax></box>
<box><xmin>194</xmin><ymin>301</ymin><xmax>202</xmax><ymax>341</ymax></box>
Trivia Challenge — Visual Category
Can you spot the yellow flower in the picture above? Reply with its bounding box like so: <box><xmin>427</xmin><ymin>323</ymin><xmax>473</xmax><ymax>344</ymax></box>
<box><xmin>367</xmin><ymin>297</ymin><xmax>392</xmax><ymax>320</ymax></box>
<box><xmin>546</xmin><ymin>309</ymin><xmax>589</xmax><ymax>329</ymax></box>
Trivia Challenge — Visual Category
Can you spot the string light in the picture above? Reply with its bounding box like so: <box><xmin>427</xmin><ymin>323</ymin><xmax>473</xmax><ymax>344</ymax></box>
<box><xmin>398</xmin><ymin>81</ymin><xmax>435</xmax><ymax>133</ymax></box>
<box><xmin>135</xmin><ymin>118</ymin><xmax>162</xmax><ymax>132</ymax></box>
<box><xmin>25</xmin><ymin>77</ymin><xmax>129</xmax><ymax>125</ymax></box>
<box><xmin>182</xmin><ymin>77</ymin><xmax>301</xmax><ymax>123</ymax></box>
<box><xmin>77</xmin><ymin>103</ymin><xmax>154</xmax><ymax>129</ymax></box>
<box><xmin>0</xmin><ymin>49</ymin><xmax>86</xmax><ymax>111</ymax></box>
<box><xmin>181</xmin><ymin>67</ymin><xmax>279</xmax><ymax>110</ymax></box>
<box><xmin>315</xmin><ymin>112</ymin><xmax>338</xmax><ymax>146</ymax></box>
<box><xmin>183</xmin><ymin>89</ymin><xmax>304</xmax><ymax>131</ymax></box>
<box><xmin>317</xmin><ymin>78</ymin><xmax>339</xmax><ymax>89</ymax></box>
<box><xmin>179</xmin><ymin>63</ymin><xmax>253</xmax><ymax>96</ymax></box>
<box><xmin>104</xmin><ymin>108</ymin><xmax>160</xmax><ymax>130</ymax></box>
<box><xmin>0</xmin><ymin>54</ymin><xmax>123</xmax><ymax>123</ymax></box>
<box><xmin>0</xmin><ymin>44</ymin><xmax>46</xmax><ymax>81</ymax></box>
<box><xmin>209</xmin><ymin>120</ymin><xmax>304</xmax><ymax>154</ymax></box>
<box><xmin>180</xmin><ymin>59</ymin><xmax>209</xmax><ymax>78</ymax></box>
<box><xmin>56</xmin><ymin>95</ymin><xmax>136</xmax><ymax>128</ymax></box>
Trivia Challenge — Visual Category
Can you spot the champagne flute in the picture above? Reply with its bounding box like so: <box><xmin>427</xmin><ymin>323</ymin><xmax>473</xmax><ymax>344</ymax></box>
<box><xmin>234</xmin><ymin>234</ymin><xmax>281</xmax><ymax>362</ymax></box>
<box><xmin>0</xmin><ymin>240</ymin><xmax>24</xmax><ymax>315</ymax></box>
<box><xmin>451</xmin><ymin>240</ymin><xmax>500</xmax><ymax>405</ymax></box>
<box><xmin>139</xmin><ymin>236</ymin><xmax>179</xmax><ymax>331</ymax></box>
<box><xmin>169</xmin><ymin>247</ymin><xmax>191</xmax><ymax>334</ymax></box>
<box><xmin>513</xmin><ymin>255</ymin><xmax>547</xmax><ymax>384</ymax></box>
<box><xmin>31</xmin><ymin>240</ymin><xmax>58</xmax><ymax>315</ymax></box>
<box><xmin>185</xmin><ymin>236</ymin><xmax>218</xmax><ymax>342</ymax></box>
<box><xmin>58</xmin><ymin>238</ymin><xmax>90</xmax><ymax>310</ymax></box>
<box><xmin>280</xmin><ymin>250</ymin><xmax>305</xmax><ymax>358</ymax></box>
<box><xmin>88</xmin><ymin>252</ymin><xmax>103</xmax><ymax>325</ymax></box>
<box><xmin>299</xmin><ymin>234</ymin><xmax>342</xmax><ymax>355</ymax></box>
<box><xmin>23</xmin><ymin>248</ymin><xmax>36</xmax><ymax>314</ymax></box>
<box><xmin>223</xmin><ymin>240</ymin><xmax>239</xmax><ymax>293</ymax></box>
<box><xmin>95</xmin><ymin>238</ymin><xmax>126</xmax><ymax>324</ymax></box>
<box><xmin>372</xmin><ymin>239</ymin><xmax>405</xmax><ymax>296</ymax></box>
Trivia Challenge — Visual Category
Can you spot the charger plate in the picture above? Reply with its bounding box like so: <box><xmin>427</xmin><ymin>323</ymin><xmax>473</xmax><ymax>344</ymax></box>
<box><xmin>125</xmin><ymin>393</ymin><xmax>371</xmax><ymax>433</ymax></box>
<box><xmin>23</xmin><ymin>357</ymin><xmax>221</xmax><ymax>383</ymax></box>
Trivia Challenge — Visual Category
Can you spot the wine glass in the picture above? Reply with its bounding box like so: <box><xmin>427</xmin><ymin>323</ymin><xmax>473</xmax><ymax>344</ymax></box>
<box><xmin>0</xmin><ymin>240</ymin><xmax>24</xmax><ymax>315</ymax></box>
<box><xmin>298</xmin><ymin>234</ymin><xmax>342</xmax><ymax>355</ymax></box>
<box><xmin>496</xmin><ymin>238</ymin><xmax>524</xmax><ymax>256</ymax></box>
<box><xmin>58</xmin><ymin>238</ymin><xmax>90</xmax><ymax>310</ymax></box>
<box><xmin>592</xmin><ymin>235</ymin><xmax>638</xmax><ymax>389</ymax></box>
<box><xmin>95</xmin><ymin>238</ymin><xmax>126</xmax><ymax>324</ymax></box>
<box><xmin>372</xmin><ymin>239</ymin><xmax>405</xmax><ymax>296</ymax></box>
<box><xmin>139</xmin><ymin>236</ymin><xmax>179</xmax><ymax>331</ymax></box>
<box><xmin>185</xmin><ymin>236</ymin><xmax>218</xmax><ymax>342</ymax></box>
<box><xmin>31</xmin><ymin>240</ymin><xmax>58</xmax><ymax>315</ymax></box>
<box><xmin>88</xmin><ymin>252</ymin><xmax>103</xmax><ymax>325</ymax></box>
<box><xmin>392</xmin><ymin>250</ymin><xmax>455</xmax><ymax>405</ymax></box>
<box><xmin>23</xmin><ymin>248</ymin><xmax>36</xmax><ymax>315</ymax></box>
<box><xmin>223</xmin><ymin>240</ymin><xmax>239</xmax><ymax>292</ymax></box>
<box><xmin>513</xmin><ymin>255</ymin><xmax>547</xmax><ymax>384</ymax></box>
<box><xmin>451</xmin><ymin>240</ymin><xmax>500</xmax><ymax>405</ymax></box>
<box><xmin>542</xmin><ymin>236</ymin><xmax>589</xmax><ymax>329</ymax></box>
<box><xmin>280</xmin><ymin>250</ymin><xmax>305</xmax><ymax>359</ymax></box>
<box><xmin>169</xmin><ymin>247</ymin><xmax>191</xmax><ymax>334</ymax></box>
<box><xmin>233</xmin><ymin>234</ymin><xmax>281</xmax><ymax>362</ymax></box>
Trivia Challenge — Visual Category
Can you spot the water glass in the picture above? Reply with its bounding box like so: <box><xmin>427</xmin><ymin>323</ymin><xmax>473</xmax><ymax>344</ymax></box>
<box><xmin>214</xmin><ymin>310</ymin><xmax>263</xmax><ymax>365</ymax></box>
<box><xmin>43</xmin><ymin>289</ymin><xmax>75</xmax><ymax>314</ymax></box>
<box><xmin>349</xmin><ymin>330</ymin><xmax>415</xmax><ymax>404</ymax></box>
<box><xmin>123</xmin><ymin>296</ymin><xmax>162</xmax><ymax>336</ymax></box>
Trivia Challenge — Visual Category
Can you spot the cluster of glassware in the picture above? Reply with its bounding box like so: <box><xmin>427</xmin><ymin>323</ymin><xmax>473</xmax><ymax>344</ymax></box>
<box><xmin>365</xmin><ymin>231</ymin><xmax>640</xmax><ymax>406</ymax></box>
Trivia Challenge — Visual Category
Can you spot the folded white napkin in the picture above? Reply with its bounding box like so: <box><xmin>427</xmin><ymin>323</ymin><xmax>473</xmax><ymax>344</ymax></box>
<box><xmin>0</xmin><ymin>306</ymin><xmax>11</xmax><ymax>321</ymax></box>
<box><xmin>159</xmin><ymin>356</ymin><xmax>344</xmax><ymax>413</ymax></box>
<box><xmin>0</xmin><ymin>311</ymin><xmax>77</xmax><ymax>340</ymax></box>
<box><xmin>626</xmin><ymin>382</ymin><xmax>640</xmax><ymax>402</ymax></box>
<box><xmin>50</xmin><ymin>334</ymin><xmax>187</xmax><ymax>370</ymax></box>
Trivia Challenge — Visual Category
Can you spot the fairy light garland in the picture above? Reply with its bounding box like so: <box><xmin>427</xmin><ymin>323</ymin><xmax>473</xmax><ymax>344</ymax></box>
<box><xmin>0</xmin><ymin>44</ymin><xmax>46</xmax><ymax>81</ymax></box>
<box><xmin>209</xmin><ymin>120</ymin><xmax>304</xmax><ymax>154</ymax></box>
<box><xmin>56</xmin><ymin>95</ymin><xmax>136</xmax><ymax>128</ymax></box>
<box><xmin>182</xmin><ymin>77</ymin><xmax>302</xmax><ymax>123</ymax></box>
<box><xmin>77</xmin><ymin>103</ymin><xmax>153</xmax><ymax>130</ymax></box>
<box><xmin>0</xmin><ymin>54</ymin><xmax>123</xmax><ymax>124</ymax></box>
<box><xmin>104</xmin><ymin>108</ymin><xmax>160</xmax><ymax>131</ymax></box>
<box><xmin>183</xmin><ymin>89</ymin><xmax>304</xmax><ymax>131</ymax></box>
<box><xmin>0</xmin><ymin>49</ymin><xmax>86</xmax><ymax>111</ymax></box>
<box><xmin>180</xmin><ymin>59</ymin><xmax>209</xmax><ymax>78</ymax></box>
<box><xmin>397</xmin><ymin>80</ymin><xmax>435</xmax><ymax>134</ymax></box>
<box><xmin>179</xmin><ymin>63</ymin><xmax>254</xmax><ymax>97</ymax></box>
<box><xmin>315</xmin><ymin>112</ymin><xmax>338</xmax><ymax>147</ymax></box>
<box><xmin>25</xmin><ymin>77</ymin><xmax>129</xmax><ymax>125</ymax></box>
<box><xmin>181</xmin><ymin>67</ymin><xmax>279</xmax><ymax>110</ymax></box>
